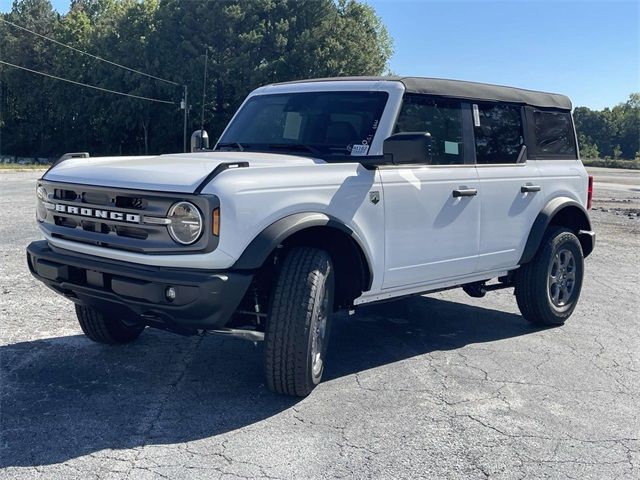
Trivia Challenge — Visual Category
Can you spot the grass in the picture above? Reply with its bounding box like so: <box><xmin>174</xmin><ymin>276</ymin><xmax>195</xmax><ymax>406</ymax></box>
<box><xmin>0</xmin><ymin>163</ymin><xmax>48</xmax><ymax>170</ymax></box>
<box><xmin>582</xmin><ymin>158</ymin><xmax>640</xmax><ymax>170</ymax></box>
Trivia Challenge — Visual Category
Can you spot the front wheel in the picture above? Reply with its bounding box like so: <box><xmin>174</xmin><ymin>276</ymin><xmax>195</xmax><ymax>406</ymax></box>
<box><xmin>264</xmin><ymin>247</ymin><xmax>334</xmax><ymax>397</ymax></box>
<box><xmin>515</xmin><ymin>227</ymin><xmax>584</xmax><ymax>326</ymax></box>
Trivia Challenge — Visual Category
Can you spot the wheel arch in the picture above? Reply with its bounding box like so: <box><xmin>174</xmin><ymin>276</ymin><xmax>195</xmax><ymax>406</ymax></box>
<box><xmin>519</xmin><ymin>197</ymin><xmax>594</xmax><ymax>264</ymax></box>
<box><xmin>232</xmin><ymin>212</ymin><xmax>374</xmax><ymax>308</ymax></box>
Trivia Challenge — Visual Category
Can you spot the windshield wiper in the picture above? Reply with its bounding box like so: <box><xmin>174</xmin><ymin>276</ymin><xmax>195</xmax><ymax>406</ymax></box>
<box><xmin>215</xmin><ymin>142</ymin><xmax>245</xmax><ymax>151</ymax></box>
<box><xmin>264</xmin><ymin>143</ymin><xmax>321</xmax><ymax>155</ymax></box>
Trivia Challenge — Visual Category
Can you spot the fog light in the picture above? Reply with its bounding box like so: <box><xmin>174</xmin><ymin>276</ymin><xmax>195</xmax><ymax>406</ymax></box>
<box><xmin>165</xmin><ymin>286</ymin><xmax>176</xmax><ymax>302</ymax></box>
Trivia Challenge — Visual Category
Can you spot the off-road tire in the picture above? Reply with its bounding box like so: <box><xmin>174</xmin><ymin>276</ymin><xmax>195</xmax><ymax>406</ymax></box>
<box><xmin>264</xmin><ymin>247</ymin><xmax>334</xmax><ymax>397</ymax></box>
<box><xmin>75</xmin><ymin>304</ymin><xmax>145</xmax><ymax>344</ymax></box>
<box><xmin>515</xmin><ymin>227</ymin><xmax>584</xmax><ymax>326</ymax></box>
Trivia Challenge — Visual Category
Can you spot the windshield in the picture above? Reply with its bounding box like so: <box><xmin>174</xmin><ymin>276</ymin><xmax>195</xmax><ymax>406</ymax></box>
<box><xmin>217</xmin><ymin>91</ymin><xmax>389</xmax><ymax>157</ymax></box>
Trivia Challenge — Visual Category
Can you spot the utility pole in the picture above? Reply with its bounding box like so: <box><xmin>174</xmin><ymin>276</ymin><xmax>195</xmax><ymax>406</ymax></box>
<box><xmin>201</xmin><ymin>48</ymin><xmax>208</xmax><ymax>147</ymax></box>
<box><xmin>182</xmin><ymin>85</ymin><xmax>188</xmax><ymax>152</ymax></box>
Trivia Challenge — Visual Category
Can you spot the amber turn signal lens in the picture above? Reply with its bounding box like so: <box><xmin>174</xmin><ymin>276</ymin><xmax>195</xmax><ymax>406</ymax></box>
<box><xmin>212</xmin><ymin>208</ymin><xmax>220</xmax><ymax>236</ymax></box>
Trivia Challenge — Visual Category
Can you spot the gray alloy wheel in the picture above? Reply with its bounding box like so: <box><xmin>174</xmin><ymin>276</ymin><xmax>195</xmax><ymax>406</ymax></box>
<box><xmin>311</xmin><ymin>286</ymin><xmax>330</xmax><ymax>378</ymax></box>
<box><xmin>515</xmin><ymin>226</ymin><xmax>584</xmax><ymax>326</ymax></box>
<box><xmin>548</xmin><ymin>248</ymin><xmax>577</xmax><ymax>308</ymax></box>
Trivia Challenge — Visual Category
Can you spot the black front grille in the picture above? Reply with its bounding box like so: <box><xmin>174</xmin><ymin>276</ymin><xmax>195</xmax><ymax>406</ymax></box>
<box><xmin>39</xmin><ymin>181</ymin><xmax>219</xmax><ymax>254</ymax></box>
<box><xmin>115</xmin><ymin>195</ymin><xmax>147</xmax><ymax>210</ymax></box>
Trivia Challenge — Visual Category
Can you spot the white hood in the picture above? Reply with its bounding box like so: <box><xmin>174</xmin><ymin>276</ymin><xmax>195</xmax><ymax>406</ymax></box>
<box><xmin>43</xmin><ymin>151</ymin><xmax>323</xmax><ymax>193</ymax></box>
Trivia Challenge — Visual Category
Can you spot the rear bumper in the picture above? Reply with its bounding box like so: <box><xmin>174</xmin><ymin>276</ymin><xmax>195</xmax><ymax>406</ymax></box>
<box><xmin>27</xmin><ymin>241</ymin><xmax>253</xmax><ymax>334</ymax></box>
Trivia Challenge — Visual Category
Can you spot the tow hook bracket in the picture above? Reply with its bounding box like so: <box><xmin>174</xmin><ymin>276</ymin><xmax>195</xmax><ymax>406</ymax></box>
<box><xmin>203</xmin><ymin>328</ymin><xmax>265</xmax><ymax>342</ymax></box>
<box><xmin>463</xmin><ymin>282</ymin><xmax>487</xmax><ymax>298</ymax></box>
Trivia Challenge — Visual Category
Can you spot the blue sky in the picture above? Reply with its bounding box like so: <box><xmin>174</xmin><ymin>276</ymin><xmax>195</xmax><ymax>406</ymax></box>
<box><xmin>2</xmin><ymin>0</ymin><xmax>638</xmax><ymax>109</ymax></box>
<box><xmin>368</xmin><ymin>0</ymin><xmax>639</xmax><ymax>109</ymax></box>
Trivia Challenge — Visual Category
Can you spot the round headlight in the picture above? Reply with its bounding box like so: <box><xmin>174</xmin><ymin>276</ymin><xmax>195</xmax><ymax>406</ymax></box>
<box><xmin>36</xmin><ymin>185</ymin><xmax>48</xmax><ymax>222</ymax></box>
<box><xmin>167</xmin><ymin>201</ymin><xmax>203</xmax><ymax>245</ymax></box>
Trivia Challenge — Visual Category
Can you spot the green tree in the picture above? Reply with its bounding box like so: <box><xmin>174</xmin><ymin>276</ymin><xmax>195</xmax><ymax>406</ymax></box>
<box><xmin>2</xmin><ymin>0</ymin><xmax>393</xmax><ymax>157</ymax></box>
<box><xmin>1</xmin><ymin>0</ymin><xmax>60</xmax><ymax>156</ymax></box>
<box><xmin>574</xmin><ymin>93</ymin><xmax>639</xmax><ymax>160</ymax></box>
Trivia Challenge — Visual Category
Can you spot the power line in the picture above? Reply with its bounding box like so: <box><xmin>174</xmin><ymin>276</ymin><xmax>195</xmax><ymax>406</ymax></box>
<box><xmin>0</xmin><ymin>60</ymin><xmax>177</xmax><ymax>104</ymax></box>
<box><xmin>0</xmin><ymin>17</ymin><xmax>181</xmax><ymax>87</ymax></box>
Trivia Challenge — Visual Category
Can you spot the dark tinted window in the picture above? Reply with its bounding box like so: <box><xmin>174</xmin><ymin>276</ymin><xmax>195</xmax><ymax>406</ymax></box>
<box><xmin>531</xmin><ymin>109</ymin><xmax>577</xmax><ymax>158</ymax></box>
<box><xmin>218</xmin><ymin>91</ymin><xmax>388</xmax><ymax>156</ymax></box>
<box><xmin>394</xmin><ymin>95</ymin><xmax>465</xmax><ymax>165</ymax></box>
<box><xmin>473</xmin><ymin>104</ymin><xmax>524</xmax><ymax>164</ymax></box>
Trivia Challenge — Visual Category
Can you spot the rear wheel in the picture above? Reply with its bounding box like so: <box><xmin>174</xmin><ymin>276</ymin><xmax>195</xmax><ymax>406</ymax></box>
<box><xmin>515</xmin><ymin>227</ymin><xmax>584</xmax><ymax>326</ymax></box>
<box><xmin>75</xmin><ymin>304</ymin><xmax>145</xmax><ymax>344</ymax></box>
<box><xmin>264</xmin><ymin>247</ymin><xmax>334</xmax><ymax>397</ymax></box>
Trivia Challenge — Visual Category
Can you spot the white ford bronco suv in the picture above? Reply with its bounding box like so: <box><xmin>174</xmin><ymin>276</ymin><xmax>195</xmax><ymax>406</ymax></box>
<box><xmin>28</xmin><ymin>77</ymin><xmax>595</xmax><ymax>396</ymax></box>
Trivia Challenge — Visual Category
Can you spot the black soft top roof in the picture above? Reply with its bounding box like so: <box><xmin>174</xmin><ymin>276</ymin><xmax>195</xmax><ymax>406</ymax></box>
<box><xmin>275</xmin><ymin>76</ymin><xmax>572</xmax><ymax>110</ymax></box>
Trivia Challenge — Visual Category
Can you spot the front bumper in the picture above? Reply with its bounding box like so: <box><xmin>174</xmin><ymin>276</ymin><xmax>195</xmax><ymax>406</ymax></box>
<box><xmin>27</xmin><ymin>241</ymin><xmax>253</xmax><ymax>334</ymax></box>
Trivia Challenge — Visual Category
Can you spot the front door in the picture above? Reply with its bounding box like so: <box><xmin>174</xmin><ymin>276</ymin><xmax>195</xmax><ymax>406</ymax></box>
<box><xmin>380</xmin><ymin>95</ymin><xmax>480</xmax><ymax>289</ymax></box>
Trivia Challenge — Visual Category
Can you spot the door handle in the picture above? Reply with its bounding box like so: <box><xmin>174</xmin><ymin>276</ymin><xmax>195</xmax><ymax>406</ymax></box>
<box><xmin>520</xmin><ymin>185</ymin><xmax>541</xmax><ymax>193</ymax></box>
<box><xmin>452</xmin><ymin>188</ymin><xmax>478</xmax><ymax>198</ymax></box>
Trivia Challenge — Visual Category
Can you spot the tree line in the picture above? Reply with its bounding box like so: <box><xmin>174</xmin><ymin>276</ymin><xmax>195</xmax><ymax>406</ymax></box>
<box><xmin>574</xmin><ymin>95</ymin><xmax>639</xmax><ymax>160</ymax></box>
<box><xmin>1</xmin><ymin>0</ymin><xmax>637</xmax><ymax>160</ymax></box>
<box><xmin>1</xmin><ymin>0</ymin><xmax>392</xmax><ymax>158</ymax></box>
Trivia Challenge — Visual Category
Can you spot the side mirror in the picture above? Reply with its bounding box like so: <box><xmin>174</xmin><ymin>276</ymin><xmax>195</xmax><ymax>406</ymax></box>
<box><xmin>383</xmin><ymin>132</ymin><xmax>433</xmax><ymax>165</ymax></box>
<box><xmin>191</xmin><ymin>129</ymin><xmax>210</xmax><ymax>152</ymax></box>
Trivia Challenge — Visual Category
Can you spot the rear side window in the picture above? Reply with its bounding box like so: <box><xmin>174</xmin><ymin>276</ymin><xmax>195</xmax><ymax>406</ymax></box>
<box><xmin>528</xmin><ymin>109</ymin><xmax>577</xmax><ymax>158</ymax></box>
<box><xmin>394</xmin><ymin>95</ymin><xmax>465</xmax><ymax>165</ymax></box>
<box><xmin>473</xmin><ymin>104</ymin><xmax>524</xmax><ymax>164</ymax></box>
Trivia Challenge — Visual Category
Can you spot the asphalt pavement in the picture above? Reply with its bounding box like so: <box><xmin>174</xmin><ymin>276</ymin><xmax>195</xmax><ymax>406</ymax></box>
<box><xmin>0</xmin><ymin>168</ymin><xmax>638</xmax><ymax>479</ymax></box>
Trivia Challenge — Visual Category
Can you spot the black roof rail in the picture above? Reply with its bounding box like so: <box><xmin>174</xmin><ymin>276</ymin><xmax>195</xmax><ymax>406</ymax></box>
<box><xmin>58</xmin><ymin>152</ymin><xmax>90</xmax><ymax>162</ymax></box>
<box><xmin>42</xmin><ymin>152</ymin><xmax>90</xmax><ymax>177</ymax></box>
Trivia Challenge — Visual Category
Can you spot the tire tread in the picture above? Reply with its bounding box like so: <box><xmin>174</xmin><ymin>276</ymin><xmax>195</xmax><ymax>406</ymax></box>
<box><xmin>265</xmin><ymin>247</ymin><xmax>332</xmax><ymax>396</ymax></box>
<box><xmin>75</xmin><ymin>305</ymin><xmax>144</xmax><ymax>344</ymax></box>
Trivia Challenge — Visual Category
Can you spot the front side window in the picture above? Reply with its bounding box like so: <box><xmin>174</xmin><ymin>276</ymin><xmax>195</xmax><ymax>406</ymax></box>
<box><xmin>473</xmin><ymin>104</ymin><xmax>524</xmax><ymax>164</ymax></box>
<box><xmin>530</xmin><ymin>109</ymin><xmax>577</xmax><ymax>158</ymax></box>
<box><xmin>394</xmin><ymin>95</ymin><xmax>465</xmax><ymax>165</ymax></box>
<box><xmin>218</xmin><ymin>91</ymin><xmax>388</xmax><ymax>157</ymax></box>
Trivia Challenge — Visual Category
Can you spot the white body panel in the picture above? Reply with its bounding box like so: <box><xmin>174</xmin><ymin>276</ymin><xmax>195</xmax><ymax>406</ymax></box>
<box><xmin>44</xmin><ymin>151</ymin><xmax>323</xmax><ymax>193</ymax></box>
<box><xmin>533</xmin><ymin>159</ymin><xmax>589</xmax><ymax>207</ymax></box>
<box><xmin>379</xmin><ymin>166</ymin><xmax>480</xmax><ymax>288</ymax></box>
<box><xmin>475</xmin><ymin>162</ymin><xmax>543</xmax><ymax>271</ymax></box>
<box><xmin>39</xmin><ymin>79</ymin><xmax>590</xmax><ymax>306</ymax></box>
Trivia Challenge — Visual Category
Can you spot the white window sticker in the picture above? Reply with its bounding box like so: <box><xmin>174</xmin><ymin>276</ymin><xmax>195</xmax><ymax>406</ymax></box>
<box><xmin>350</xmin><ymin>144</ymin><xmax>370</xmax><ymax>156</ymax></box>
<box><xmin>444</xmin><ymin>141</ymin><xmax>459</xmax><ymax>155</ymax></box>
<box><xmin>283</xmin><ymin>112</ymin><xmax>302</xmax><ymax>140</ymax></box>
<box><xmin>472</xmin><ymin>104</ymin><xmax>480</xmax><ymax>127</ymax></box>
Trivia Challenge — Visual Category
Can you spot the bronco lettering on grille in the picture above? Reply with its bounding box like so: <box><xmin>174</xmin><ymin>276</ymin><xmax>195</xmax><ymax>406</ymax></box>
<box><xmin>53</xmin><ymin>204</ymin><xmax>141</xmax><ymax>223</ymax></box>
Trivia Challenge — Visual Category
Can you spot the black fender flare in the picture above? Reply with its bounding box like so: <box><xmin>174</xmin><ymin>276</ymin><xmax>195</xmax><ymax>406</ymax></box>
<box><xmin>519</xmin><ymin>197</ymin><xmax>594</xmax><ymax>264</ymax></box>
<box><xmin>232</xmin><ymin>212</ymin><xmax>374</xmax><ymax>290</ymax></box>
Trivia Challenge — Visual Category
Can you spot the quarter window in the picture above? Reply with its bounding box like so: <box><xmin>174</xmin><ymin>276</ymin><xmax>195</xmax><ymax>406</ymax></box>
<box><xmin>394</xmin><ymin>95</ymin><xmax>465</xmax><ymax>165</ymax></box>
<box><xmin>530</xmin><ymin>109</ymin><xmax>577</xmax><ymax>158</ymax></box>
<box><xmin>473</xmin><ymin>104</ymin><xmax>524</xmax><ymax>164</ymax></box>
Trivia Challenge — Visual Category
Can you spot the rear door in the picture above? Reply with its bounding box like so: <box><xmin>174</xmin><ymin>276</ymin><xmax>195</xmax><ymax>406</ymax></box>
<box><xmin>380</xmin><ymin>95</ymin><xmax>480</xmax><ymax>289</ymax></box>
<box><xmin>472</xmin><ymin>103</ymin><xmax>543</xmax><ymax>271</ymax></box>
